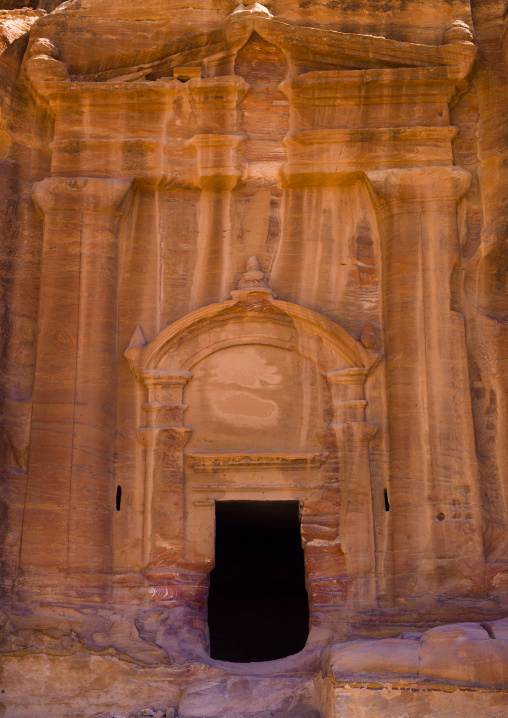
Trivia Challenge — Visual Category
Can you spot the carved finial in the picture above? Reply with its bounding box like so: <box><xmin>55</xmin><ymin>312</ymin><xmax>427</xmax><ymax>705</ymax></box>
<box><xmin>237</xmin><ymin>256</ymin><xmax>268</xmax><ymax>290</ymax></box>
<box><xmin>26</xmin><ymin>37</ymin><xmax>60</xmax><ymax>60</ymax></box>
<box><xmin>229</xmin><ymin>2</ymin><xmax>274</xmax><ymax>19</ymax></box>
<box><xmin>245</xmin><ymin>255</ymin><xmax>261</xmax><ymax>272</ymax></box>
<box><xmin>444</xmin><ymin>19</ymin><xmax>474</xmax><ymax>45</ymax></box>
<box><xmin>230</xmin><ymin>256</ymin><xmax>276</xmax><ymax>303</ymax></box>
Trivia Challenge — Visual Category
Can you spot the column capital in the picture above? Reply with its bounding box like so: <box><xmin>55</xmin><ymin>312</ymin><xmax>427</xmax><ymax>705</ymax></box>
<box><xmin>327</xmin><ymin>367</ymin><xmax>370</xmax><ymax>387</ymax></box>
<box><xmin>137</xmin><ymin>426</ymin><xmax>192</xmax><ymax>448</ymax></box>
<box><xmin>160</xmin><ymin>426</ymin><xmax>193</xmax><ymax>447</ymax></box>
<box><xmin>366</xmin><ymin>166</ymin><xmax>471</xmax><ymax>205</ymax></box>
<box><xmin>32</xmin><ymin>176</ymin><xmax>132</xmax><ymax>215</ymax></box>
<box><xmin>327</xmin><ymin>367</ymin><xmax>369</xmax><ymax>417</ymax></box>
<box><xmin>334</xmin><ymin>420</ymin><xmax>379</xmax><ymax>444</ymax></box>
<box><xmin>139</xmin><ymin>369</ymin><xmax>193</xmax><ymax>389</ymax></box>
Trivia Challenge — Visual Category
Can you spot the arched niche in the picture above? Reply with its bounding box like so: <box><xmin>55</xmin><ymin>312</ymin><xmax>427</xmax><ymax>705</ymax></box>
<box><xmin>126</xmin><ymin>294</ymin><xmax>379</xmax><ymax>656</ymax></box>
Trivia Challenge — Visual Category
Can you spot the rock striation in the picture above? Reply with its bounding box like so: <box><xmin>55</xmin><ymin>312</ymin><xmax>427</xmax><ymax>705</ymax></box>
<box><xmin>1</xmin><ymin>0</ymin><xmax>508</xmax><ymax>716</ymax></box>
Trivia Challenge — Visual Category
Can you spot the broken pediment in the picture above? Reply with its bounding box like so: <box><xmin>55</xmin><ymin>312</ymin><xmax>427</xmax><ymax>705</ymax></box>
<box><xmin>29</xmin><ymin>0</ymin><xmax>475</xmax><ymax>71</ymax></box>
<box><xmin>27</xmin><ymin>3</ymin><xmax>477</xmax><ymax>84</ymax></box>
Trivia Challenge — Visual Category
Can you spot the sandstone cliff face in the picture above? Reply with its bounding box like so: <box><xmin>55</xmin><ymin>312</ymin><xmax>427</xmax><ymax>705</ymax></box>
<box><xmin>1</xmin><ymin>1</ymin><xmax>508</xmax><ymax>717</ymax></box>
<box><xmin>0</xmin><ymin>2</ymin><xmax>58</xmax><ymax>10</ymax></box>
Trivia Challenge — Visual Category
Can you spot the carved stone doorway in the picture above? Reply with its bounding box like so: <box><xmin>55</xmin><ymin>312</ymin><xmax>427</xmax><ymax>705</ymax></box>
<box><xmin>126</xmin><ymin>282</ymin><xmax>379</xmax><ymax>656</ymax></box>
<box><xmin>208</xmin><ymin>500</ymin><xmax>309</xmax><ymax>662</ymax></box>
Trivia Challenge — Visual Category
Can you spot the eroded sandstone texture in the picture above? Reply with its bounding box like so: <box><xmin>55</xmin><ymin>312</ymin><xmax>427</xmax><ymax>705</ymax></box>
<box><xmin>1</xmin><ymin>0</ymin><xmax>508</xmax><ymax>716</ymax></box>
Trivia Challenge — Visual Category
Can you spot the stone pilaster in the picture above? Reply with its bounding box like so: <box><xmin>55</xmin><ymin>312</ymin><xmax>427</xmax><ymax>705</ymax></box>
<box><xmin>187</xmin><ymin>134</ymin><xmax>244</xmax><ymax>307</ymax></box>
<box><xmin>366</xmin><ymin>166</ymin><xmax>484</xmax><ymax>601</ymax></box>
<box><xmin>137</xmin><ymin>368</ymin><xmax>210</xmax><ymax>655</ymax></box>
<box><xmin>137</xmin><ymin>369</ymin><xmax>193</xmax><ymax>570</ymax></box>
<box><xmin>327</xmin><ymin>368</ymin><xmax>378</xmax><ymax>608</ymax></box>
<box><xmin>20</xmin><ymin>177</ymin><xmax>131</xmax><ymax>594</ymax></box>
<box><xmin>182</xmin><ymin>77</ymin><xmax>247</xmax><ymax>308</ymax></box>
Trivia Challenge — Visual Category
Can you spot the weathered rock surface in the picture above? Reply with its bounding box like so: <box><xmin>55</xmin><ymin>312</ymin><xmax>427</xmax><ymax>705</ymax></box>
<box><xmin>1</xmin><ymin>0</ymin><xmax>508</xmax><ymax>716</ymax></box>
<box><xmin>326</xmin><ymin>619</ymin><xmax>508</xmax><ymax>688</ymax></box>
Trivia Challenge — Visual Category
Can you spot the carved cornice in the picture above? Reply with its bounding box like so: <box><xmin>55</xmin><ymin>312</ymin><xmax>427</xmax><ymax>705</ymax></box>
<box><xmin>280</xmin><ymin>67</ymin><xmax>464</xmax><ymax>107</ymax></box>
<box><xmin>23</xmin><ymin>19</ymin><xmax>478</xmax><ymax>193</ymax></box>
<box><xmin>281</xmin><ymin>127</ymin><xmax>457</xmax><ymax>186</ymax></box>
<box><xmin>191</xmin><ymin>482</ymin><xmax>322</xmax><ymax>492</ymax></box>
<box><xmin>186</xmin><ymin>451</ymin><xmax>329</xmax><ymax>471</ymax></box>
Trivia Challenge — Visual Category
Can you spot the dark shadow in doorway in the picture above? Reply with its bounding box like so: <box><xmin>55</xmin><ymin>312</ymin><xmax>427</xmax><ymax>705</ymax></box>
<box><xmin>208</xmin><ymin>500</ymin><xmax>309</xmax><ymax>662</ymax></box>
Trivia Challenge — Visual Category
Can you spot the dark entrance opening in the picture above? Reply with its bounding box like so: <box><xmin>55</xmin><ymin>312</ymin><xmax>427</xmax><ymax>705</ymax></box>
<box><xmin>208</xmin><ymin>500</ymin><xmax>309</xmax><ymax>662</ymax></box>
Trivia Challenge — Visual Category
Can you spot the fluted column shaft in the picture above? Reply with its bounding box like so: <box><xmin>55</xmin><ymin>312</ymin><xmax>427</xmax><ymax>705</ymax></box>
<box><xmin>21</xmin><ymin>177</ymin><xmax>131</xmax><ymax>587</ymax></box>
<box><xmin>367</xmin><ymin>167</ymin><xmax>484</xmax><ymax>600</ymax></box>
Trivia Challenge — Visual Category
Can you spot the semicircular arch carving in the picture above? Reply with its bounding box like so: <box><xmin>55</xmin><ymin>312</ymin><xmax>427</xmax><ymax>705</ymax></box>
<box><xmin>126</xmin><ymin>298</ymin><xmax>376</xmax><ymax>377</ymax></box>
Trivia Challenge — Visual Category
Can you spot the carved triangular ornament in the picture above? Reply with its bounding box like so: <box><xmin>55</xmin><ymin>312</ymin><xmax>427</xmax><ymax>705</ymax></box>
<box><xmin>124</xmin><ymin>324</ymin><xmax>147</xmax><ymax>375</ymax></box>
<box><xmin>230</xmin><ymin>256</ymin><xmax>276</xmax><ymax>303</ymax></box>
<box><xmin>128</xmin><ymin>324</ymin><xmax>148</xmax><ymax>349</ymax></box>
